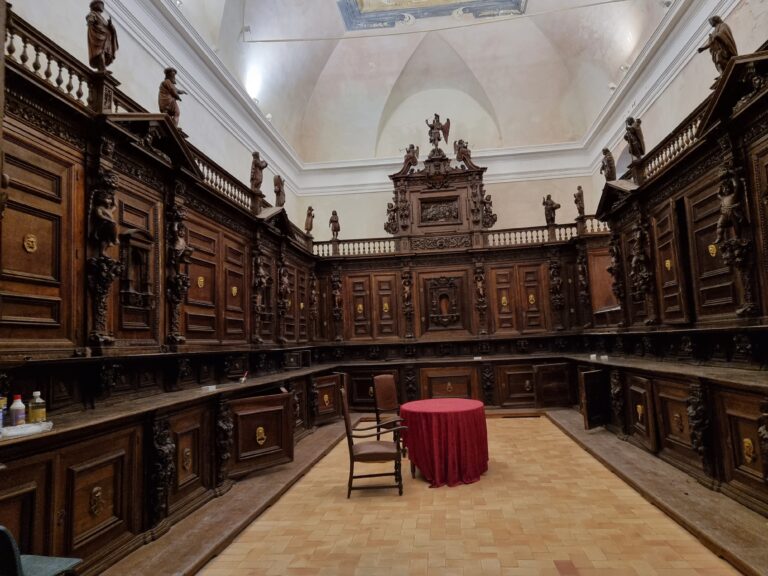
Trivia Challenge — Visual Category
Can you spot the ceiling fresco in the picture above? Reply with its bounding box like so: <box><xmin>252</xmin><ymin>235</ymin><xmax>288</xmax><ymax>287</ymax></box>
<box><xmin>338</xmin><ymin>0</ymin><xmax>527</xmax><ymax>30</ymax></box>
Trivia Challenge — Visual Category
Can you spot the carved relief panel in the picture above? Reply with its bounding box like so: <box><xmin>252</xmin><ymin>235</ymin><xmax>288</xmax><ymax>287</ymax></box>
<box><xmin>113</xmin><ymin>181</ymin><xmax>160</xmax><ymax>346</ymax></box>
<box><xmin>587</xmin><ymin>246</ymin><xmax>621</xmax><ymax>327</ymax></box>
<box><xmin>652</xmin><ymin>378</ymin><xmax>700</xmax><ymax>474</ymax></box>
<box><xmin>0</xmin><ymin>136</ymin><xmax>82</xmax><ymax>351</ymax></box>
<box><xmin>651</xmin><ymin>201</ymin><xmax>690</xmax><ymax>324</ymax></box>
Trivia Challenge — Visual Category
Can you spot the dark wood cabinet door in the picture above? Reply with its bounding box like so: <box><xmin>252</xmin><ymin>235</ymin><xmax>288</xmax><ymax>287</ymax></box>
<box><xmin>652</xmin><ymin>201</ymin><xmax>690</xmax><ymax>324</ymax></box>
<box><xmin>312</xmin><ymin>373</ymin><xmax>343</xmax><ymax>425</ymax></box>
<box><xmin>0</xmin><ymin>137</ymin><xmax>82</xmax><ymax>353</ymax></box>
<box><xmin>519</xmin><ymin>264</ymin><xmax>547</xmax><ymax>333</ymax></box>
<box><xmin>373</xmin><ymin>273</ymin><xmax>399</xmax><ymax>339</ymax></box>
<box><xmin>420</xmin><ymin>366</ymin><xmax>475</xmax><ymax>399</ymax></box>
<box><xmin>223</xmin><ymin>237</ymin><xmax>247</xmax><ymax>344</ymax></box>
<box><xmin>627</xmin><ymin>374</ymin><xmax>658</xmax><ymax>453</ymax></box>
<box><xmin>496</xmin><ymin>364</ymin><xmax>534</xmax><ymax>407</ymax></box>
<box><xmin>579</xmin><ymin>369</ymin><xmax>610</xmax><ymax>429</ymax></box>
<box><xmin>346</xmin><ymin>275</ymin><xmax>372</xmax><ymax>339</ymax></box>
<box><xmin>0</xmin><ymin>454</ymin><xmax>53</xmax><ymax>555</ymax></box>
<box><xmin>167</xmin><ymin>404</ymin><xmax>213</xmax><ymax>519</ymax></box>
<box><xmin>185</xmin><ymin>218</ymin><xmax>219</xmax><ymax>343</ymax></box>
<box><xmin>228</xmin><ymin>392</ymin><xmax>294</xmax><ymax>478</ymax></box>
<box><xmin>490</xmin><ymin>267</ymin><xmax>517</xmax><ymax>333</ymax></box>
<box><xmin>534</xmin><ymin>363</ymin><xmax>571</xmax><ymax>407</ymax></box>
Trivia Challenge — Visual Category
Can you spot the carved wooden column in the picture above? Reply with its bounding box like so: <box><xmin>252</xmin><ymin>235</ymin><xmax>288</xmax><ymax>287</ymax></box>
<box><xmin>87</xmin><ymin>170</ymin><xmax>123</xmax><ymax>349</ymax></box>
<box><xmin>150</xmin><ymin>417</ymin><xmax>176</xmax><ymax>528</ymax></box>
<box><xmin>576</xmin><ymin>244</ymin><xmax>592</xmax><ymax>328</ymax></box>
<box><xmin>331</xmin><ymin>264</ymin><xmax>343</xmax><ymax>342</ymax></box>
<box><xmin>401</xmin><ymin>267</ymin><xmax>414</xmax><ymax>339</ymax></box>
<box><xmin>548</xmin><ymin>250</ymin><xmax>564</xmax><ymax>331</ymax></box>
<box><xmin>276</xmin><ymin>249</ymin><xmax>291</xmax><ymax>345</ymax></box>
<box><xmin>606</xmin><ymin>232</ymin><xmax>627</xmax><ymax>326</ymax></box>
<box><xmin>473</xmin><ymin>259</ymin><xmax>488</xmax><ymax>336</ymax></box>
<box><xmin>215</xmin><ymin>398</ymin><xmax>234</xmax><ymax>495</ymax></box>
<box><xmin>251</xmin><ymin>244</ymin><xmax>268</xmax><ymax>344</ymax></box>
<box><xmin>629</xmin><ymin>216</ymin><xmax>658</xmax><ymax>325</ymax></box>
<box><xmin>610</xmin><ymin>370</ymin><xmax>627</xmax><ymax>439</ymax></box>
<box><xmin>308</xmin><ymin>271</ymin><xmax>319</xmax><ymax>341</ymax></box>
<box><xmin>166</xmin><ymin>184</ymin><xmax>192</xmax><ymax>346</ymax></box>
<box><xmin>759</xmin><ymin>401</ymin><xmax>768</xmax><ymax>484</ymax></box>
<box><xmin>687</xmin><ymin>382</ymin><xmax>713</xmax><ymax>477</ymax></box>
<box><xmin>480</xmin><ymin>363</ymin><xmax>495</xmax><ymax>405</ymax></box>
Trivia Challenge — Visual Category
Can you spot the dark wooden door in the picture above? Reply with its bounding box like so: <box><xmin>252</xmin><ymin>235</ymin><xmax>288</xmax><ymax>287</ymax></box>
<box><xmin>579</xmin><ymin>369</ymin><xmax>610</xmax><ymax>429</ymax></box>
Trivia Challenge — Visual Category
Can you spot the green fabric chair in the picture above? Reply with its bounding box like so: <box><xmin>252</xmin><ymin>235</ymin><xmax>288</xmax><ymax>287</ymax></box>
<box><xmin>0</xmin><ymin>526</ymin><xmax>81</xmax><ymax>576</ymax></box>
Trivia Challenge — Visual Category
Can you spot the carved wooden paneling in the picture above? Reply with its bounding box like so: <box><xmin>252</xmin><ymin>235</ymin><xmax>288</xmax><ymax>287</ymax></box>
<box><xmin>587</xmin><ymin>247</ymin><xmax>621</xmax><ymax>326</ymax></box>
<box><xmin>652</xmin><ymin>378</ymin><xmax>700</xmax><ymax>474</ymax></box>
<box><xmin>0</xmin><ymin>456</ymin><xmax>53</xmax><ymax>555</ymax></box>
<box><xmin>113</xmin><ymin>182</ymin><xmax>161</xmax><ymax>345</ymax></box>
<box><xmin>419</xmin><ymin>366</ymin><xmax>476</xmax><ymax>399</ymax></box>
<box><xmin>258</xmin><ymin>247</ymin><xmax>276</xmax><ymax>343</ymax></box>
<box><xmin>747</xmin><ymin>137</ymin><xmax>768</xmax><ymax>326</ymax></box>
<box><xmin>715</xmin><ymin>389</ymin><xmax>768</xmax><ymax>512</ymax></box>
<box><xmin>685</xmin><ymin>180</ymin><xmax>740</xmax><ymax>320</ymax></box>
<box><xmin>297</xmin><ymin>269</ymin><xmax>308</xmax><ymax>342</ymax></box>
<box><xmin>0</xmin><ymin>136</ymin><xmax>82</xmax><ymax>351</ymax></box>
<box><xmin>518</xmin><ymin>264</ymin><xmax>547</xmax><ymax>333</ymax></box>
<box><xmin>312</xmin><ymin>373</ymin><xmax>343</xmax><ymax>425</ymax></box>
<box><xmin>373</xmin><ymin>273</ymin><xmax>399</xmax><ymax>338</ymax></box>
<box><xmin>418</xmin><ymin>269</ymin><xmax>470</xmax><ymax>335</ymax></box>
<box><xmin>490</xmin><ymin>267</ymin><xmax>517</xmax><ymax>333</ymax></box>
<box><xmin>346</xmin><ymin>274</ymin><xmax>371</xmax><ymax>339</ymax></box>
<box><xmin>185</xmin><ymin>218</ymin><xmax>218</xmax><ymax>342</ymax></box>
<box><xmin>284</xmin><ymin>265</ymin><xmax>297</xmax><ymax>342</ymax></box>
<box><xmin>627</xmin><ymin>374</ymin><xmax>658</xmax><ymax>453</ymax></box>
<box><xmin>228</xmin><ymin>392</ymin><xmax>294</xmax><ymax>478</ymax></box>
<box><xmin>495</xmin><ymin>364</ymin><xmax>534</xmax><ymax>407</ymax></box>
<box><xmin>55</xmin><ymin>425</ymin><xmax>143</xmax><ymax>568</ymax></box>
<box><xmin>651</xmin><ymin>201</ymin><xmax>690</xmax><ymax>324</ymax></box>
<box><xmin>533</xmin><ymin>362</ymin><xmax>570</xmax><ymax>407</ymax></box>
<box><xmin>167</xmin><ymin>404</ymin><xmax>213</xmax><ymax>519</ymax></box>
<box><xmin>223</xmin><ymin>238</ymin><xmax>247</xmax><ymax>343</ymax></box>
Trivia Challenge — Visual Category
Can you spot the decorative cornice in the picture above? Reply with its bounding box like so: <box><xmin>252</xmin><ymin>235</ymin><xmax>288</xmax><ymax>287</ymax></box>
<box><xmin>109</xmin><ymin>0</ymin><xmax>739</xmax><ymax>196</ymax></box>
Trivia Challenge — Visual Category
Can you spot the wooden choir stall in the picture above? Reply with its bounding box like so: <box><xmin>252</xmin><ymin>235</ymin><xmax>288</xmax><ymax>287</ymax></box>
<box><xmin>0</xmin><ymin>6</ymin><xmax>766</xmax><ymax>575</ymax></box>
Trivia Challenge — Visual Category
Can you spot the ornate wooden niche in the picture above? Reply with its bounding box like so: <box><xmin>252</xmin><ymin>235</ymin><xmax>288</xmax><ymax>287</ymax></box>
<box><xmin>385</xmin><ymin>118</ymin><xmax>496</xmax><ymax>250</ymax></box>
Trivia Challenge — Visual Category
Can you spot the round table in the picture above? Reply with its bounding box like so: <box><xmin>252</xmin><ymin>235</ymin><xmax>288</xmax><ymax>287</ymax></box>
<box><xmin>400</xmin><ymin>398</ymin><xmax>488</xmax><ymax>488</ymax></box>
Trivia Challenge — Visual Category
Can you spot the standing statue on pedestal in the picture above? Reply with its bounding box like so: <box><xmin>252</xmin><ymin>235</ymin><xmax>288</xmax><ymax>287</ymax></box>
<box><xmin>624</xmin><ymin>117</ymin><xmax>645</xmax><ymax>161</ymax></box>
<box><xmin>304</xmin><ymin>206</ymin><xmax>314</xmax><ymax>236</ymax></box>
<box><xmin>86</xmin><ymin>1</ymin><xmax>119</xmax><ymax>72</ymax></box>
<box><xmin>698</xmin><ymin>16</ymin><xmax>738</xmax><ymax>78</ymax></box>
<box><xmin>274</xmin><ymin>175</ymin><xmax>285</xmax><ymax>207</ymax></box>
<box><xmin>397</xmin><ymin>144</ymin><xmax>419</xmax><ymax>175</ymax></box>
<box><xmin>542</xmin><ymin>194</ymin><xmax>561</xmax><ymax>226</ymax></box>
<box><xmin>574</xmin><ymin>186</ymin><xmax>585</xmax><ymax>218</ymax></box>
<box><xmin>158</xmin><ymin>68</ymin><xmax>186</xmax><ymax>126</ymax></box>
<box><xmin>250</xmin><ymin>151</ymin><xmax>268</xmax><ymax>192</ymax></box>
<box><xmin>425</xmin><ymin>114</ymin><xmax>450</xmax><ymax>154</ymax></box>
<box><xmin>600</xmin><ymin>148</ymin><xmax>617</xmax><ymax>181</ymax></box>
<box><xmin>329</xmin><ymin>210</ymin><xmax>340</xmax><ymax>240</ymax></box>
<box><xmin>454</xmin><ymin>139</ymin><xmax>479</xmax><ymax>169</ymax></box>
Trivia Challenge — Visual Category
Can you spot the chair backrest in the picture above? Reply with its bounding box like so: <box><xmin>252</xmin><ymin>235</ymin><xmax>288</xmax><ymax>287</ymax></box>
<box><xmin>339</xmin><ymin>386</ymin><xmax>355</xmax><ymax>458</ymax></box>
<box><xmin>0</xmin><ymin>525</ymin><xmax>24</xmax><ymax>576</ymax></box>
<box><xmin>373</xmin><ymin>374</ymin><xmax>398</xmax><ymax>413</ymax></box>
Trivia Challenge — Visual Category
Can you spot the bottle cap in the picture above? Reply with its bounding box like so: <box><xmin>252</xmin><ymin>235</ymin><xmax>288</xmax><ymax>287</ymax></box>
<box><xmin>33</xmin><ymin>391</ymin><xmax>41</xmax><ymax>398</ymax></box>
<box><xmin>13</xmin><ymin>394</ymin><xmax>21</xmax><ymax>400</ymax></box>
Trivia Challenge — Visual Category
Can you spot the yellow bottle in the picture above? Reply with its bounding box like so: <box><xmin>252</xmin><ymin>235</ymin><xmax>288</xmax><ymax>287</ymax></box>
<box><xmin>28</xmin><ymin>391</ymin><xmax>46</xmax><ymax>423</ymax></box>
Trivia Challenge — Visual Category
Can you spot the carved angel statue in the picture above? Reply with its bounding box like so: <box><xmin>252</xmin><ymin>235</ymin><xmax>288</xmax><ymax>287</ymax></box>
<box><xmin>250</xmin><ymin>151</ymin><xmax>268</xmax><ymax>192</ymax></box>
<box><xmin>454</xmin><ymin>139</ymin><xmax>479</xmax><ymax>169</ymax></box>
<box><xmin>698</xmin><ymin>16</ymin><xmax>738</xmax><ymax>77</ymax></box>
<box><xmin>624</xmin><ymin>117</ymin><xmax>645</xmax><ymax>161</ymax></box>
<box><xmin>158</xmin><ymin>68</ymin><xmax>187</xmax><ymax>126</ymax></box>
<box><xmin>384</xmin><ymin>202</ymin><xmax>398</xmax><ymax>235</ymax></box>
<box><xmin>274</xmin><ymin>175</ymin><xmax>286</xmax><ymax>207</ymax></box>
<box><xmin>329</xmin><ymin>210</ymin><xmax>340</xmax><ymax>240</ymax></box>
<box><xmin>600</xmin><ymin>148</ymin><xmax>617</xmax><ymax>181</ymax></box>
<box><xmin>426</xmin><ymin>113</ymin><xmax>450</xmax><ymax>150</ymax></box>
<box><xmin>715</xmin><ymin>167</ymin><xmax>745</xmax><ymax>244</ymax></box>
<box><xmin>90</xmin><ymin>171</ymin><xmax>119</xmax><ymax>255</ymax></box>
<box><xmin>87</xmin><ymin>1</ymin><xmax>119</xmax><ymax>72</ymax></box>
<box><xmin>403</xmin><ymin>144</ymin><xmax>419</xmax><ymax>172</ymax></box>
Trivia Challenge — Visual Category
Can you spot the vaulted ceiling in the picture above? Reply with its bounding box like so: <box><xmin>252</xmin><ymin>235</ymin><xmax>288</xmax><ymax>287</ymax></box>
<box><xmin>179</xmin><ymin>0</ymin><xmax>670</xmax><ymax>163</ymax></box>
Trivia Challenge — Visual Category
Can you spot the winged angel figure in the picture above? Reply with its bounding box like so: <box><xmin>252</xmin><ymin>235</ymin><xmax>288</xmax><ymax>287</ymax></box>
<box><xmin>426</xmin><ymin>113</ymin><xmax>450</xmax><ymax>151</ymax></box>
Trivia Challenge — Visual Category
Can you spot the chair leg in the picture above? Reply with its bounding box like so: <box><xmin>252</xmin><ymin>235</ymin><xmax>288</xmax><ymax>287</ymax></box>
<box><xmin>410</xmin><ymin>461</ymin><xmax>416</xmax><ymax>479</ymax></box>
<box><xmin>348</xmin><ymin>461</ymin><xmax>354</xmax><ymax>498</ymax></box>
<box><xmin>395</xmin><ymin>455</ymin><xmax>403</xmax><ymax>496</ymax></box>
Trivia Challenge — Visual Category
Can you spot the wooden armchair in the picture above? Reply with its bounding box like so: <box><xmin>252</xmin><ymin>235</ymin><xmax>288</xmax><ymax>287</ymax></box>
<box><xmin>340</xmin><ymin>386</ymin><xmax>407</xmax><ymax>498</ymax></box>
<box><xmin>0</xmin><ymin>525</ymin><xmax>81</xmax><ymax>576</ymax></box>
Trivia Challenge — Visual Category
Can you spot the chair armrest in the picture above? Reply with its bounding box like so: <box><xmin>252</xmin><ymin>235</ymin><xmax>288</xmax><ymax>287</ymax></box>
<box><xmin>353</xmin><ymin>418</ymin><xmax>404</xmax><ymax>432</ymax></box>
<box><xmin>352</xmin><ymin>425</ymin><xmax>408</xmax><ymax>439</ymax></box>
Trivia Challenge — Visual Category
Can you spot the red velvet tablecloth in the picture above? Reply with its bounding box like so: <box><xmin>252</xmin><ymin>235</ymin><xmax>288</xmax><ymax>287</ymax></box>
<box><xmin>400</xmin><ymin>398</ymin><xmax>488</xmax><ymax>488</ymax></box>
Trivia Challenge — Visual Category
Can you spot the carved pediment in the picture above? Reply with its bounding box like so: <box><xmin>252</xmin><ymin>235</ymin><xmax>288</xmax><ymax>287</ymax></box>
<box><xmin>257</xmin><ymin>206</ymin><xmax>294</xmax><ymax>238</ymax></box>
<box><xmin>697</xmin><ymin>51</ymin><xmax>768</xmax><ymax>138</ymax></box>
<box><xmin>596</xmin><ymin>179</ymin><xmax>638</xmax><ymax>220</ymax></box>
<box><xmin>107</xmin><ymin>114</ymin><xmax>202</xmax><ymax>178</ymax></box>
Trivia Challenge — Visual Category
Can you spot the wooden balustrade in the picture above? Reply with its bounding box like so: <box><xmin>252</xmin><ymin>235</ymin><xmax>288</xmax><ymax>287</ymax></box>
<box><xmin>190</xmin><ymin>146</ymin><xmax>254</xmax><ymax>212</ymax></box>
<box><xmin>6</xmin><ymin>12</ymin><xmax>92</xmax><ymax>108</ymax></box>
<box><xmin>640</xmin><ymin>101</ymin><xmax>708</xmax><ymax>182</ymax></box>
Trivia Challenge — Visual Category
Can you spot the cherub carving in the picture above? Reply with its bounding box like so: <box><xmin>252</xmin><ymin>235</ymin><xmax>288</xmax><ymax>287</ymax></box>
<box><xmin>454</xmin><ymin>139</ymin><xmax>479</xmax><ymax>169</ymax></box>
<box><xmin>399</xmin><ymin>144</ymin><xmax>419</xmax><ymax>175</ymax></box>
<box><xmin>715</xmin><ymin>167</ymin><xmax>745</xmax><ymax>244</ymax></box>
<box><xmin>384</xmin><ymin>202</ymin><xmax>398</xmax><ymax>235</ymax></box>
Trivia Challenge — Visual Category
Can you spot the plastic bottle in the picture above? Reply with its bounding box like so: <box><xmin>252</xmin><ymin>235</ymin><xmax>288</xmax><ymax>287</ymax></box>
<box><xmin>0</xmin><ymin>397</ymin><xmax>6</xmax><ymax>429</ymax></box>
<box><xmin>28</xmin><ymin>391</ymin><xmax>46</xmax><ymax>423</ymax></box>
<box><xmin>9</xmin><ymin>395</ymin><xmax>26</xmax><ymax>426</ymax></box>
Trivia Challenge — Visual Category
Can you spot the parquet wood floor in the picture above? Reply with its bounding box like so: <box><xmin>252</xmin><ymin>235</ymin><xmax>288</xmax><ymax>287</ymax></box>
<box><xmin>198</xmin><ymin>417</ymin><xmax>738</xmax><ymax>576</ymax></box>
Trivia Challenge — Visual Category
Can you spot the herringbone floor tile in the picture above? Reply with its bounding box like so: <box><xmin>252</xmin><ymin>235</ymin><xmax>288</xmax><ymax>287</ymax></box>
<box><xmin>198</xmin><ymin>417</ymin><xmax>737</xmax><ymax>576</ymax></box>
